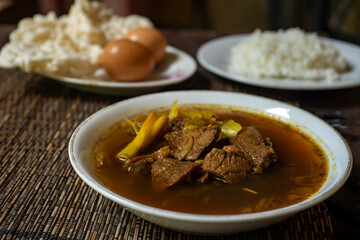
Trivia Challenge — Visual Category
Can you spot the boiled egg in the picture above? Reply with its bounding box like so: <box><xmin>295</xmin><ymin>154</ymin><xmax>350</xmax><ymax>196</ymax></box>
<box><xmin>124</xmin><ymin>27</ymin><xmax>167</xmax><ymax>64</ymax></box>
<box><xmin>101</xmin><ymin>39</ymin><xmax>155</xmax><ymax>82</ymax></box>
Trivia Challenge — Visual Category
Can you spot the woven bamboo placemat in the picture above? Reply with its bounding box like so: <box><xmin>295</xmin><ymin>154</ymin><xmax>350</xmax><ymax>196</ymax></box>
<box><xmin>0</xmin><ymin>70</ymin><xmax>335</xmax><ymax>239</ymax></box>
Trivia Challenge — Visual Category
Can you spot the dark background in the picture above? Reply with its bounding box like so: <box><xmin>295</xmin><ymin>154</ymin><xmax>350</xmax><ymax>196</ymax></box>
<box><xmin>0</xmin><ymin>0</ymin><xmax>359</xmax><ymax>44</ymax></box>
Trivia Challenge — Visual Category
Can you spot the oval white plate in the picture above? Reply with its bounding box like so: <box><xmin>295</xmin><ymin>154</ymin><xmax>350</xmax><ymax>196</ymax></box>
<box><xmin>43</xmin><ymin>46</ymin><xmax>196</xmax><ymax>95</ymax></box>
<box><xmin>197</xmin><ymin>34</ymin><xmax>360</xmax><ymax>90</ymax></box>
<box><xmin>68</xmin><ymin>90</ymin><xmax>352</xmax><ymax>234</ymax></box>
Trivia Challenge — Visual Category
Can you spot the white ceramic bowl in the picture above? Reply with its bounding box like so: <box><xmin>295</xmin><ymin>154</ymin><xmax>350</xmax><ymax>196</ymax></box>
<box><xmin>68</xmin><ymin>90</ymin><xmax>353</xmax><ymax>235</ymax></box>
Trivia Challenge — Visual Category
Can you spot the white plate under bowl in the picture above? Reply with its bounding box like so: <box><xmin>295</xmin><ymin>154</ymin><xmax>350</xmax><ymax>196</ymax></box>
<box><xmin>68</xmin><ymin>90</ymin><xmax>352</xmax><ymax>234</ymax></box>
<box><xmin>197</xmin><ymin>34</ymin><xmax>360</xmax><ymax>90</ymax></box>
<box><xmin>43</xmin><ymin>46</ymin><xmax>196</xmax><ymax>95</ymax></box>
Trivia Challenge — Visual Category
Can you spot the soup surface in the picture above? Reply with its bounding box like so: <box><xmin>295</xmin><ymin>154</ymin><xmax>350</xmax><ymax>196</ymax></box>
<box><xmin>92</xmin><ymin>105</ymin><xmax>328</xmax><ymax>214</ymax></box>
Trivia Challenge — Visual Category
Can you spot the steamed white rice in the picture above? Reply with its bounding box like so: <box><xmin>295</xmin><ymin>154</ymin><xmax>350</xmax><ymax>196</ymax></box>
<box><xmin>228</xmin><ymin>28</ymin><xmax>348</xmax><ymax>82</ymax></box>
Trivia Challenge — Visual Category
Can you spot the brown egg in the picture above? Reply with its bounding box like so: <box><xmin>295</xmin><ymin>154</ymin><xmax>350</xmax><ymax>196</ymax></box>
<box><xmin>101</xmin><ymin>39</ymin><xmax>155</xmax><ymax>82</ymax></box>
<box><xmin>124</xmin><ymin>27</ymin><xmax>167</xmax><ymax>64</ymax></box>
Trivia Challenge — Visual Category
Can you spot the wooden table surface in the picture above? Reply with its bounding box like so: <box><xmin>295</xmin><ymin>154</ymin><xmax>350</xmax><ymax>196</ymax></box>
<box><xmin>0</xmin><ymin>25</ymin><xmax>359</xmax><ymax>239</ymax></box>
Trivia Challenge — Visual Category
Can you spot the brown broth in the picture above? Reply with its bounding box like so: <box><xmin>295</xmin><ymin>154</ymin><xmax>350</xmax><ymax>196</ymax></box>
<box><xmin>92</xmin><ymin>107</ymin><xmax>328</xmax><ymax>215</ymax></box>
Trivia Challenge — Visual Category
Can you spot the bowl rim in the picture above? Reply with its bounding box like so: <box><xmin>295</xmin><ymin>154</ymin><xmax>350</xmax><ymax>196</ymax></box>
<box><xmin>68</xmin><ymin>90</ymin><xmax>353</xmax><ymax>223</ymax></box>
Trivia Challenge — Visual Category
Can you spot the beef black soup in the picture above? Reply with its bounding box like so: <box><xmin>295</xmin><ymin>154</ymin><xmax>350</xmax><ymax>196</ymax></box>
<box><xmin>92</xmin><ymin>104</ymin><xmax>328</xmax><ymax>215</ymax></box>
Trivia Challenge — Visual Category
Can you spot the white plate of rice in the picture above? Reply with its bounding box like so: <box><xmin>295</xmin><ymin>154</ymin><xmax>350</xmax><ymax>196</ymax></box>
<box><xmin>197</xmin><ymin>29</ymin><xmax>360</xmax><ymax>90</ymax></box>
